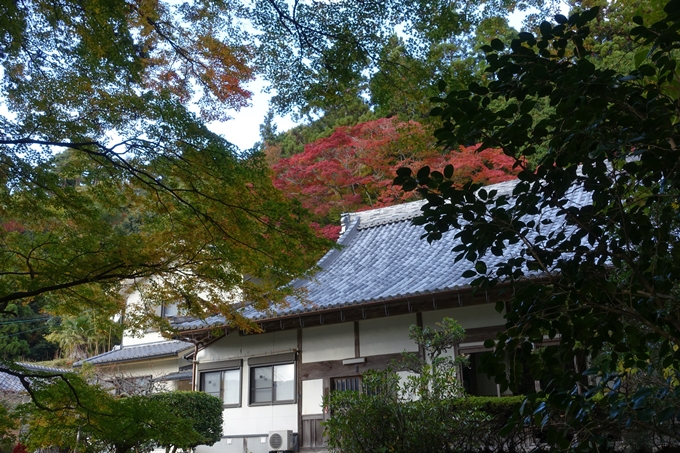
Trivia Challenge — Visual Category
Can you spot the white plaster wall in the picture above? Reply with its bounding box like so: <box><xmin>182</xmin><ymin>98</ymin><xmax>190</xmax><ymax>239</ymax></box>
<box><xmin>121</xmin><ymin>331</ymin><xmax>166</xmax><ymax>346</ymax></box>
<box><xmin>396</xmin><ymin>370</ymin><xmax>420</xmax><ymax>400</ymax></box>
<box><xmin>196</xmin><ymin>438</ymin><xmax>230</xmax><ymax>453</ymax></box>
<box><xmin>121</xmin><ymin>289</ymin><xmax>151</xmax><ymax>346</ymax></box>
<box><xmin>198</xmin><ymin>330</ymin><xmax>297</xmax><ymax>363</ymax></box>
<box><xmin>422</xmin><ymin>303</ymin><xmax>504</xmax><ymax>330</ymax></box>
<box><xmin>359</xmin><ymin>314</ymin><xmax>418</xmax><ymax>357</ymax></box>
<box><xmin>222</xmin><ymin>401</ymin><xmax>297</xmax><ymax>435</ymax></box>
<box><xmin>302</xmin><ymin>323</ymin><xmax>354</xmax><ymax>363</ymax></box>
<box><xmin>120</xmin><ymin>288</ymin><xmax>180</xmax><ymax>346</ymax></box>
<box><xmin>301</xmin><ymin>379</ymin><xmax>324</xmax><ymax>415</ymax></box>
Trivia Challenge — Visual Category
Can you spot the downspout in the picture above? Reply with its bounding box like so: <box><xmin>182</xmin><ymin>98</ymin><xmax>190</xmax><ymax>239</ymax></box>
<box><xmin>191</xmin><ymin>342</ymin><xmax>199</xmax><ymax>391</ymax></box>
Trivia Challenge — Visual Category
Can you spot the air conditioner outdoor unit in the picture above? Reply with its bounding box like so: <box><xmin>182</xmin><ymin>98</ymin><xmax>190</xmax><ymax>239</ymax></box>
<box><xmin>268</xmin><ymin>430</ymin><xmax>294</xmax><ymax>451</ymax></box>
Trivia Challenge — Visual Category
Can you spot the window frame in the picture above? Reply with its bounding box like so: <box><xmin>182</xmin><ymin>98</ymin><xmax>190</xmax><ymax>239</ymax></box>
<box><xmin>198</xmin><ymin>359</ymin><xmax>243</xmax><ymax>408</ymax></box>
<box><xmin>248</xmin><ymin>353</ymin><xmax>297</xmax><ymax>406</ymax></box>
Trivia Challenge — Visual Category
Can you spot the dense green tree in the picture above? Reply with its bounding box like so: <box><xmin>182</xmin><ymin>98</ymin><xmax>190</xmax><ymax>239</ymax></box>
<box><xmin>0</xmin><ymin>1</ymin><xmax>332</xmax><ymax>340</ymax></box>
<box><xmin>0</xmin><ymin>402</ymin><xmax>17</xmax><ymax>448</ymax></box>
<box><xmin>369</xmin><ymin>18</ymin><xmax>519</xmax><ymax>121</ymax></box>
<box><xmin>254</xmin><ymin>0</ymin><xmax>553</xmax><ymax>119</ymax></box>
<box><xmin>14</xmin><ymin>368</ymin><xmax>222</xmax><ymax>453</ymax></box>
<box><xmin>45</xmin><ymin>311</ymin><xmax>121</xmax><ymax>361</ymax></box>
<box><xmin>395</xmin><ymin>1</ymin><xmax>680</xmax><ymax>450</ymax></box>
<box><xmin>0</xmin><ymin>302</ymin><xmax>57</xmax><ymax>362</ymax></box>
<box><xmin>259</xmin><ymin>11</ymin><xmax>522</xmax><ymax>157</ymax></box>
<box><xmin>0</xmin><ymin>305</ymin><xmax>40</xmax><ymax>361</ymax></box>
<box><xmin>149</xmin><ymin>392</ymin><xmax>223</xmax><ymax>453</ymax></box>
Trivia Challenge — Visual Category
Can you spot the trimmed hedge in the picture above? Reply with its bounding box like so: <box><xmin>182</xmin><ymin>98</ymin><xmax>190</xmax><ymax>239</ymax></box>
<box><xmin>325</xmin><ymin>389</ymin><xmax>545</xmax><ymax>453</ymax></box>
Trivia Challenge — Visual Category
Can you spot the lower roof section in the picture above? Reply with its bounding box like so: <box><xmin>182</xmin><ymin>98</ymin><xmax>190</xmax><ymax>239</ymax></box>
<box><xmin>0</xmin><ymin>362</ymin><xmax>71</xmax><ymax>393</ymax></box>
<box><xmin>74</xmin><ymin>340</ymin><xmax>193</xmax><ymax>367</ymax></box>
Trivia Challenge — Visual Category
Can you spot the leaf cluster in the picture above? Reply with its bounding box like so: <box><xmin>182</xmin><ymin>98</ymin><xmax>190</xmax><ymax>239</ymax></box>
<box><xmin>273</xmin><ymin>118</ymin><xmax>518</xmax><ymax>240</ymax></box>
<box><xmin>0</xmin><ymin>402</ymin><xmax>17</xmax><ymax>446</ymax></box>
<box><xmin>147</xmin><ymin>391</ymin><xmax>223</xmax><ymax>452</ymax></box>
<box><xmin>394</xmin><ymin>1</ymin><xmax>680</xmax><ymax>450</ymax></box>
<box><xmin>252</xmin><ymin>0</ymin><xmax>554</xmax><ymax>118</ymax></box>
<box><xmin>1</xmin><ymin>1</ymin><xmax>333</xmax><ymax>334</ymax></box>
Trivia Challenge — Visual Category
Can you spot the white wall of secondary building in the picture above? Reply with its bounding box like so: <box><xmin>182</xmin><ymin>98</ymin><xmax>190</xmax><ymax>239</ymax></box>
<box><xmin>93</xmin><ymin>356</ymin><xmax>191</xmax><ymax>393</ymax></box>
<box><xmin>122</xmin><ymin>331</ymin><xmax>167</xmax><ymax>346</ymax></box>
<box><xmin>98</xmin><ymin>357</ymin><xmax>185</xmax><ymax>379</ymax></box>
<box><xmin>120</xmin><ymin>285</ymin><xmax>181</xmax><ymax>346</ymax></box>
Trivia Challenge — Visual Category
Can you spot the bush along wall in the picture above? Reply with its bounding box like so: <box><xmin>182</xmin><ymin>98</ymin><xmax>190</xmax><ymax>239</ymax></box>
<box><xmin>323</xmin><ymin>319</ymin><xmax>548</xmax><ymax>453</ymax></box>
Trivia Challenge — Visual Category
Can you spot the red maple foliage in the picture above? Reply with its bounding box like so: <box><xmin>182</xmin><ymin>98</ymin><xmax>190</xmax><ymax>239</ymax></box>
<box><xmin>272</xmin><ymin>117</ymin><xmax>518</xmax><ymax>240</ymax></box>
<box><xmin>1</xmin><ymin>220</ymin><xmax>26</xmax><ymax>233</ymax></box>
<box><xmin>12</xmin><ymin>444</ymin><xmax>27</xmax><ymax>453</ymax></box>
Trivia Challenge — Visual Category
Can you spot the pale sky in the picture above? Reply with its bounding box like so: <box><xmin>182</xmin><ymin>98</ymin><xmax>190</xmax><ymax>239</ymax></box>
<box><xmin>207</xmin><ymin>78</ymin><xmax>296</xmax><ymax>152</ymax></box>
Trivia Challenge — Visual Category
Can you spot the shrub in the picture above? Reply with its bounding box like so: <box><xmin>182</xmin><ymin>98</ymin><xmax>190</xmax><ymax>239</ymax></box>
<box><xmin>149</xmin><ymin>391</ymin><xmax>223</xmax><ymax>453</ymax></box>
<box><xmin>451</xmin><ymin>397</ymin><xmax>540</xmax><ymax>453</ymax></box>
<box><xmin>323</xmin><ymin>318</ymin><xmax>544</xmax><ymax>453</ymax></box>
<box><xmin>326</xmin><ymin>318</ymin><xmax>485</xmax><ymax>453</ymax></box>
<box><xmin>324</xmin><ymin>371</ymin><xmax>538</xmax><ymax>453</ymax></box>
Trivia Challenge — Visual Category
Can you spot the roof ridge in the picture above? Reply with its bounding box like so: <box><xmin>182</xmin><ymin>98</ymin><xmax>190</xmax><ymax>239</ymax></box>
<box><xmin>354</xmin><ymin>200</ymin><xmax>426</xmax><ymax>230</ymax></box>
<box><xmin>120</xmin><ymin>339</ymin><xmax>187</xmax><ymax>348</ymax></box>
<box><xmin>349</xmin><ymin>178</ymin><xmax>520</xmax><ymax>230</ymax></box>
<box><xmin>15</xmin><ymin>362</ymin><xmax>71</xmax><ymax>373</ymax></box>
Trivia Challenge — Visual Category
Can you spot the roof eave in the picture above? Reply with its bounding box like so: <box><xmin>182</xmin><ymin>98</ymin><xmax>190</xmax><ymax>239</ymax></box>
<box><xmin>173</xmin><ymin>283</ymin><xmax>517</xmax><ymax>341</ymax></box>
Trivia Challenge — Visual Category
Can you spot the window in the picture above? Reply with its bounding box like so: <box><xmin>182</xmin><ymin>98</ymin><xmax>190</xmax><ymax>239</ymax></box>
<box><xmin>201</xmin><ymin>368</ymin><xmax>241</xmax><ymax>406</ymax></box>
<box><xmin>198</xmin><ymin>359</ymin><xmax>243</xmax><ymax>407</ymax></box>
<box><xmin>332</xmin><ymin>376</ymin><xmax>362</xmax><ymax>392</ymax></box>
<box><xmin>248</xmin><ymin>353</ymin><xmax>296</xmax><ymax>405</ymax></box>
<box><xmin>106</xmin><ymin>375</ymin><xmax>153</xmax><ymax>396</ymax></box>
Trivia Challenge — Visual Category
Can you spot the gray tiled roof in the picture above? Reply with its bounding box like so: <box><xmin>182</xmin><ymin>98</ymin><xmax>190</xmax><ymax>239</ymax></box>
<box><xmin>0</xmin><ymin>373</ymin><xmax>24</xmax><ymax>392</ymax></box>
<box><xmin>173</xmin><ymin>178</ymin><xmax>591</xmax><ymax>332</ymax></box>
<box><xmin>0</xmin><ymin>363</ymin><xmax>71</xmax><ymax>393</ymax></box>
<box><xmin>75</xmin><ymin>340</ymin><xmax>193</xmax><ymax>366</ymax></box>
